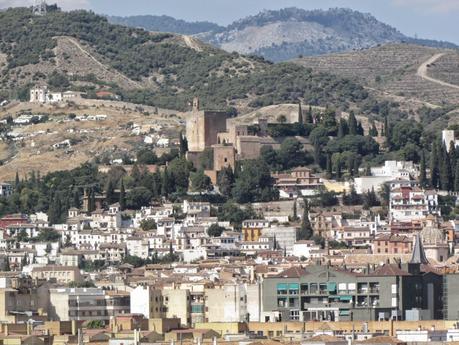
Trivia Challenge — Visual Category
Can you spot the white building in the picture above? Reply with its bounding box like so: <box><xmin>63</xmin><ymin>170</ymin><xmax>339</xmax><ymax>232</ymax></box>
<box><xmin>354</xmin><ymin>161</ymin><xmax>418</xmax><ymax>194</ymax></box>
<box><xmin>0</xmin><ymin>183</ymin><xmax>13</xmax><ymax>197</ymax></box>
<box><xmin>390</xmin><ymin>186</ymin><xmax>440</xmax><ymax>222</ymax></box>
<box><xmin>442</xmin><ymin>129</ymin><xmax>459</xmax><ymax>152</ymax></box>
<box><xmin>262</xmin><ymin>226</ymin><xmax>297</xmax><ymax>254</ymax></box>
<box><xmin>292</xmin><ymin>240</ymin><xmax>321</xmax><ymax>259</ymax></box>
<box><xmin>30</xmin><ymin>86</ymin><xmax>48</xmax><ymax>103</ymax></box>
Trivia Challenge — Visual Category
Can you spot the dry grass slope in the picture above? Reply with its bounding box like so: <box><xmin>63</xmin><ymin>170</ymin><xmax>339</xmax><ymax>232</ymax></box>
<box><xmin>294</xmin><ymin>43</ymin><xmax>459</xmax><ymax>107</ymax></box>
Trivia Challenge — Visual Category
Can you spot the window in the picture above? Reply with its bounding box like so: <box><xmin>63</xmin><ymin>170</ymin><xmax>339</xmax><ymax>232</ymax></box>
<box><xmin>290</xmin><ymin>310</ymin><xmax>300</xmax><ymax>321</ymax></box>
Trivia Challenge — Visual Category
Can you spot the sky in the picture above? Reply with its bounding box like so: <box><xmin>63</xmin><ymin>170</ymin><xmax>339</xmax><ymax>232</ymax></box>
<box><xmin>1</xmin><ymin>0</ymin><xmax>458</xmax><ymax>44</ymax></box>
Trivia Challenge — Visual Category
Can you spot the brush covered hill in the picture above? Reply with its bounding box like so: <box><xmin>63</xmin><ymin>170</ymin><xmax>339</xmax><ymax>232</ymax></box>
<box><xmin>108</xmin><ymin>14</ymin><xmax>224</xmax><ymax>35</ymax></box>
<box><xmin>0</xmin><ymin>8</ymin><xmax>408</xmax><ymax>115</ymax></box>
<box><xmin>0</xmin><ymin>6</ymin><xmax>382</xmax><ymax>115</ymax></box>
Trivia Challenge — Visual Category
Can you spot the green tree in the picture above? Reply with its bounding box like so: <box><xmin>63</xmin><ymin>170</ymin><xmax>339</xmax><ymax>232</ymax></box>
<box><xmin>419</xmin><ymin>150</ymin><xmax>427</xmax><ymax>187</ymax></box>
<box><xmin>298</xmin><ymin>199</ymin><xmax>313</xmax><ymax>240</ymax></box>
<box><xmin>140</xmin><ymin>219</ymin><xmax>157</xmax><ymax>231</ymax></box>
<box><xmin>126</xmin><ymin>187</ymin><xmax>152</xmax><ymax>209</ymax></box>
<box><xmin>232</xmin><ymin>160</ymin><xmax>278</xmax><ymax>203</ymax></box>
<box><xmin>298</xmin><ymin>102</ymin><xmax>303</xmax><ymax>124</ymax></box>
<box><xmin>190</xmin><ymin>169</ymin><xmax>212</xmax><ymax>193</ymax></box>
<box><xmin>325</xmin><ymin>154</ymin><xmax>332</xmax><ymax>179</ymax></box>
<box><xmin>105</xmin><ymin>179</ymin><xmax>115</xmax><ymax>205</ymax></box>
<box><xmin>369</xmin><ymin>123</ymin><xmax>378</xmax><ymax>137</ymax></box>
<box><xmin>207</xmin><ymin>224</ymin><xmax>225</xmax><ymax>237</ymax></box>
<box><xmin>363</xmin><ymin>188</ymin><xmax>379</xmax><ymax>209</ymax></box>
<box><xmin>439</xmin><ymin>143</ymin><xmax>453</xmax><ymax>191</ymax></box>
<box><xmin>337</xmin><ymin>118</ymin><xmax>348</xmax><ymax>138</ymax></box>
<box><xmin>136</xmin><ymin>149</ymin><xmax>158</xmax><ymax>164</ymax></box>
<box><xmin>343</xmin><ymin>186</ymin><xmax>362</xmax><ymax>205</ymax></box>
<box><xmin>179</xmin><ymin>132</ymin><xmax>188</xmax><ymax>157</ymax></box>
<box><xmin>119</xmin><ymin>180</ymin><xmax>126</xmax><ymax>211</ymax></box>
<box><xmin>217</xmin><ymin>167</ymin><xmax>234</xmax><ymax>197</ymax></box>
<box><xmin>348</xmin><ymin>111</ymin><xmax>357</xmax><ymax>135</ymax></box>
<box><xmin>168</xmin><ymin>158</ymin><xmax>192</xmax><ymax>193</ymax></box>
<box><xmin>4</xmin><ymin>258</ymin><xmax>10</xmax><ymax>272</ymax></box>
<box><xmin>86</xmin><ymin>320</ymin><xmax>105</xmax><ymax>329</ymax></box>
<box><xmin>17</xmin><ymin>229</ymin><xmax>29</xmax><ymax>242</ymax></box>
<box><xmin>454</xmin><ymin>162</ymin><xmax>459</xmax><ymax>192</ymax></box>
<box><xmin>430</xmin><ymin>140</ymin><xmax>440</xmax><ymax>188</ymax></box>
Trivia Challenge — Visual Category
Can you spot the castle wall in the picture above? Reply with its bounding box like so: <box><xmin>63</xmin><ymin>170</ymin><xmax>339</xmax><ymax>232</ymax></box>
<box><xmin>204</xmin><ymin>111</ymin><xmax>229</xmax><ymax>148</ymax></box>
<box><xmin>213</xmin><ymin>145</ymin><xmax>235</xmax><ymax>172</ymax></box>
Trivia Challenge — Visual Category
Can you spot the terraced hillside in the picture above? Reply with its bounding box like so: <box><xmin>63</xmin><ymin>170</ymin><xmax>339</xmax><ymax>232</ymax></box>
<box><xmin>294</xmin><ymin>44</ymin><xmax>459</xmax><ymax>106</ymax></box>
<box><xmin>428</xmin><ymin>52</ymin><xmax>459</xmax><ymax>87</ymax></box>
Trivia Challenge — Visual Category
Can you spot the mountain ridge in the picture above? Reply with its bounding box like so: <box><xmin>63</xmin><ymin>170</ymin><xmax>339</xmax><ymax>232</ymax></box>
<box><xmin>108</xmin><ymin>7</ymin><xmax>458</xmax><ymax>62</ymax></box>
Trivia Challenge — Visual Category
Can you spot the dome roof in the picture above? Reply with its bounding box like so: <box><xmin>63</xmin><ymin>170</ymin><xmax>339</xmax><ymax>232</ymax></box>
<box><xmin>420</xmin><ymin>225</ymin><xmax>445</xmax><ymax>245</ymax></box>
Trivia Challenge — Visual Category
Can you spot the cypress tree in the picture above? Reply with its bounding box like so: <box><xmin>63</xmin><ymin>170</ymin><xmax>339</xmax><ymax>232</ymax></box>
<box><xmin>73</xmin><ymin>190</ymin><xmax>80</xmax><ymax>209</ymax></box>
<box><xmin>348</xmin><ymin>111</ymin><xmax>357</xmax><ymax>135</ymax></box>
<box><xmin>292</xmin><ymin>199</ymin><xmax>298</xmax><ymax>221</ymax></box>
<box><xmin>298</xmin><ymin>102</ymin><xmax>303</xmax><ymax>124</ymax></box>
<box><xmin>89</xmin><ymin>189</ymin><xmax>96</xmax><ymax>212</ymax></box>
<box><xmin>347</xmin><ymin>154</ymin><xmax>354</xmax><ymax>176</ymax></box>
<box><xmin>369</xmin><ymin>123</ymin><xmax>378</xmax><ymax>137</ymax></box>
<box><xmin>48</xmin><ymin>194</ymin><xmax>61</xmax><ymax>224</ymax></box>
<box><xmin>152</xmin><ymin>171</ymin><xmax>162</xmax><ymax>198</ymax></box>
<box><xmin>384</xmin><ymin>116</ymin><xmax>389</xmax><ymax>138</ymax></box>
<box><xmin>454</xmin><ymin>162</ymin><xmax>459</xmax><ymax>192</ymax></box>
<box><xmin>337</xmin><ymin>118</ymin><xmax>347</xmax><ymax>138</ymax></box>
<box><xmin>439</xmin><ymin>143</ymin><xmax>453</xmax><ymax>191</ymax></box>
<box><xmin>336</xmin><ymin>160</ymin><xmax>342</xmax><ymax>179</ymax></box>
<box><xmin>119</xmin><ymin>180</ymin><xmax>126</xmax><ymax>211</ymax></box>
<box><xmin>357</xmin><ymin>122</ymin><xmax>364</xmax><ymax>136</ymax></box>
<box><xmin>14</xmin><ymin>171</ymin><xmax>20</xmax><ymax>190</ymax></box>
<box><xmin>326</xmin><ymin>154</ymin><xmax>332</xmax><ymax>179</ymax></box>
<box><xmin>353</xmin><ymin>159</ymin><xmax>360</xmax><ymax>177</ymax></box>
<box><xmin>430</xmin><ymin>141</ymin><xmax>440</xmax><ymax>188</ymax></box>
<box><xmin>298</xmin><ymin>199</ymin><xmax>313</xmax><ymax>240</ymax></box>
<box><xmin>179</xmin><ymin>131</ymin><xmax>188</xmax><ymax>157</ymax></box>
<box><xmin>313</xmin><ymin>141</ymin><xmax>322</xmax><ymax>167</ymax></box>
<box><xmin>305</xmin><ymin>106</ymin><xmax>313</xmax><ymax>124</ymax></box>
<box><xmin>161</xmin><ymin>167</ymin><xmax>171</xmax><ymax>196</ymax></box>
<box><xmin>450</xmin><ymin>142</ymin><xmax>457</xmax><ymax>181</ymax></box>
<box><xmin>105</xmin><ymin>179</ymin><xmax>115</xmax><ymax>205</ymax></box>
<box><xmin>419</xmin><ymin>150</ymin><xmax>427</xmax><ymax>187</ymax></box>
<box><xmin>4</xmin><ymin>258</ymin><xmax>10</xmax><ymax>272</ymax></box>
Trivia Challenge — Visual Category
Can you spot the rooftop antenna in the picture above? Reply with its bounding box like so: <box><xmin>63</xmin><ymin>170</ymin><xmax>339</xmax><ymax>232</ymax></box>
<box><xmin>33</xmin><ymin>0</ymin><xmax>47</xmax><ymax>16</ymax></box>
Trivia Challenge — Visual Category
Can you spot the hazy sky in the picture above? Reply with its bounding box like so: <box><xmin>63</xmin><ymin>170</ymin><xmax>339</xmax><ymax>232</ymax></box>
<box><xmin>2</xmin><ymin>0</ymin><xmax>458</xmax><ymax>44</ymax></box>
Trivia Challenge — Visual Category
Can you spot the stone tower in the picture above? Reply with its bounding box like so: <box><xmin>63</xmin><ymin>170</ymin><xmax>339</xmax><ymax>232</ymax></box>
<box><xmin>192</xmin><ymin>97</ymin><xmax>200</xmax><ymax>112</ymax></box>
<box><xmin>33</xmin><ymin>0</ymin><xmax>47</xmax><ymax>16</ymax></box>
<box><xmin>186</xmin><ymin>97</ymin><xmax>229</xmax><ymax>152</ymax></box>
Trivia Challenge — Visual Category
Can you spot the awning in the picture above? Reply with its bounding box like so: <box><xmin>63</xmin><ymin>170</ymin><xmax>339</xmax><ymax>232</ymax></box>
<box><xmin>339</xmin><ymin>309</ymin><xmax>350</xmax><ymax>316</ymax></box>
<box><xmin>339</xmin><ymin>295</ymin><xmax>353</xmax><ymax>301</ymax></box>
<box><xmin>289</xmin><ymin>283</ymin><xmax>299</xmax><ymax>290</ymax></box>
<box><xmin>327</xmin><ymin>282</ymin><xmax>337</xmax><ymax>292</ymax></box>
<box><xmin>277</xmin><ymin>283</ymin><xmax>288</xmax><ymax>290</ymax></box>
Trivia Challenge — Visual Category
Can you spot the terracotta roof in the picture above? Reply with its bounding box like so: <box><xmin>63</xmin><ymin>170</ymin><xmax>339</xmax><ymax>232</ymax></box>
<box><xmin>275</xmin><ymin>266</ymin><xmax>308</xmax><ymax>278</ymax></box>
<box><xmin>355</xmin><ymin>336</ymin><xmax>405</xmax><ymax>345</ymax></box>
<box><xmin>367</xmin><ymin>264</ymin><xmax>411</xmax><ymax>276</ymax></box>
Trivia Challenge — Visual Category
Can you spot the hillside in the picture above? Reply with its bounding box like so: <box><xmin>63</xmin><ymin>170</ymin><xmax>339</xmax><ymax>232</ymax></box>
<box><xmin>0</xmin><ymin>7</ymin><xmax>381</xmax><ymax>115</ymax></box>
<box><xmin>108</xmin><ymin>15</ymin><xmax>224</xmax><ymax>35</ymax></box>
<box><xmin>0</xmin><ymin>98</ymin><xmax>185</xmax><ymax>181</ymax></box>
<box><xmin>112</xmin><ymin>8</ymin><xmax>458</xmax><ymax>62</ymax></box>
<box><xmin>294</xmin><ymin>44</ymin><xmax>459</xmax><ymax>108</ymax></box>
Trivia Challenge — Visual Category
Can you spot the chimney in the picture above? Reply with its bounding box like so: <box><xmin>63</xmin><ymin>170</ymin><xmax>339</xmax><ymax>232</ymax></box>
<box><xmin>72</xmin><ymin>320</ymin><xmax>78</xmax><ymax>336</ymax></box>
